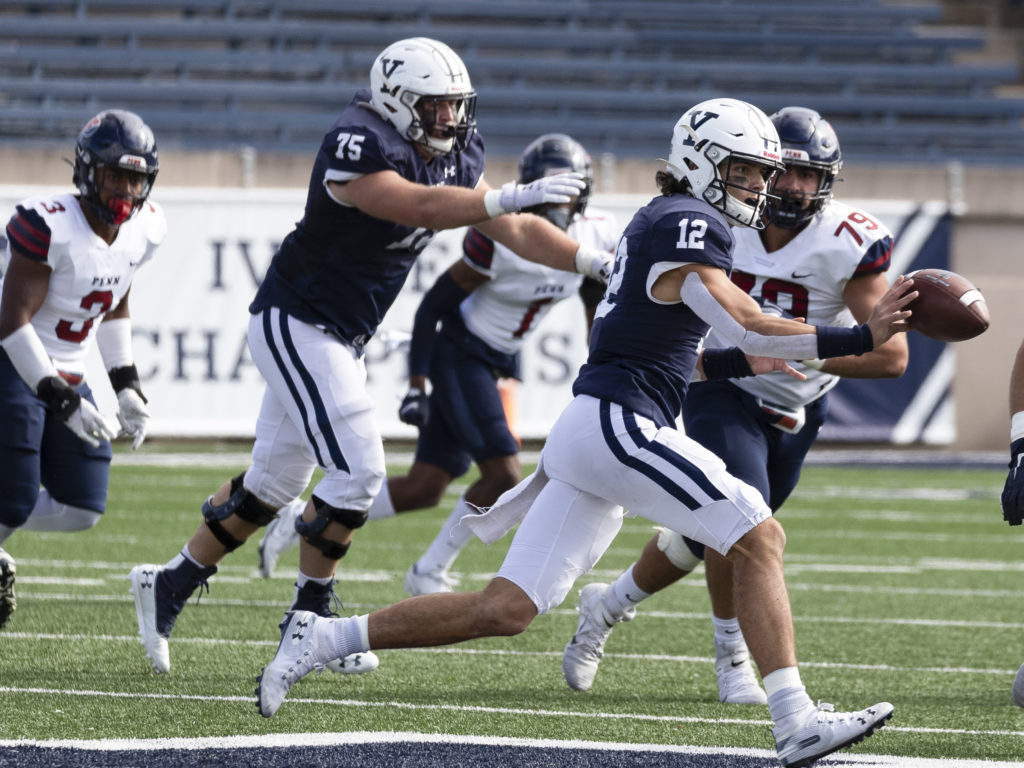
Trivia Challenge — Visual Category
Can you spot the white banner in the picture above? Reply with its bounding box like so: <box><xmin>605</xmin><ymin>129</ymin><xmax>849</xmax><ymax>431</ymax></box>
<box><xmin>0</xmin><ymin>186</ymin><xmax>938</xmax><ymax>441</ymax></box>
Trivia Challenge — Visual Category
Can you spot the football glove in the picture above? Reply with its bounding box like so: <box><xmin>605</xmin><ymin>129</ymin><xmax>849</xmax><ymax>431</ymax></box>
<box><xmin>116</xmin><ymin>387</ymin><xmax>150</xmax><ymax>450</ymax></box>
<box><xmin>66</xmin><ymin>398</ymin><xmax>117</xmax><ymax>448</ymax></box>
<box><xmin>398</xmin><ymin>388</ymin><xmax>429</xmax><ymax>428</ymax></box>
<box><xmin>574</xmin><ymin>246</ymin><xmax>614</xmax><ymax>283</ymax></box>
<box><xmin>1001</xmin><ymin>437</ymin><xmax>1024</xmax><ymax>526</ymax></box>
<box><xmin>487</xmin><ymin>172</ymin><xmax>586</xmax><ymax>217</ymax></box>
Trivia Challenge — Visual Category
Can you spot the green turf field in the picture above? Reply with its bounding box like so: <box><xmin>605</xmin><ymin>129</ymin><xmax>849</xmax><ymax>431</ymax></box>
<box><xmin>1</xmin><ymin>449</ymin><xmax>1022</xmax><ymax>762</ymax></box>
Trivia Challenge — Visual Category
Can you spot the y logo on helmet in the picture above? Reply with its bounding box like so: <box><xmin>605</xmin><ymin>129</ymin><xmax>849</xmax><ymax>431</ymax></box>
<box><xmin>381</xmin><ymin>58</ymin><xmax>404</xmax><ymax>79</ymax></box>
<box><xmin>682</xmin><ymin>110</ymin><xmax>718</xmax><ymax>146</ymax></box>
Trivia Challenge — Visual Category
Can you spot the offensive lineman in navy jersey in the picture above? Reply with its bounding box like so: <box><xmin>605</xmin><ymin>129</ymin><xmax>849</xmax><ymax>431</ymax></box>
<box><xmin>127</xmin><ymin>37</ymin><xmax>612</xmax><ymax>677</ymax></box>
<box><xmin>253</xmin><ymin>97</ymin><xmax>915</xmax><ymax>768</ymax></box>
<box><xmin>561</xmin><ymin>108</ymin><xmax>909</xmax><ymax>707</ymax></box>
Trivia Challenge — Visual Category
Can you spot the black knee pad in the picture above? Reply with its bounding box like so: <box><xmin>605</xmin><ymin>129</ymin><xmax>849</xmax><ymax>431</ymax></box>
<box><xmin>293</xmin><ymin>495</ymin><xmax>365</xmax><ymax>560</ymax></box>
<box><xmin>201</xmin><ymin>473</ymin><xmax>277</xmax><ymax>552</ymax></box>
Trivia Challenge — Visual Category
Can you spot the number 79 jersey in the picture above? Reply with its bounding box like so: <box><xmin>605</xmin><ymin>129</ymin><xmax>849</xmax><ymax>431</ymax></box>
<box><xmin>3</xmin><ymin>192</ymin><xmax>166</xmax><ymax>372</ymax></box>
<box><xmin>712</xmin><ymin>199</ymin><xmax>894</xmax><ymax>408</ymax></box>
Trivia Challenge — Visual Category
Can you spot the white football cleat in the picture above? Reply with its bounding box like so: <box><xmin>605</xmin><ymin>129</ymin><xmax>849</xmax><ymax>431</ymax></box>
<box><xmin>129</xmin><ymin>564</ymin><xmax>170</xmax><ymax>674</ymax></box>
<box><xmin>257</xmin><ymin>499</ymin><xmax>303</xmax><ymax>579</ymax></box>
<box><xmin>326</xmin><ymin>651</ymin><xmax>380</xmax><ymax>675</ymax></box>
<box><xmin>562</xmin><ymin>582</ymin><xmax>634</xmax><ymax>691</ymax></box>
<box><xmin>403</xmin><ymin>562</ymin><xmax>457</xmax><ymax>596</ymax></box>
<box><xmin>0</xmin><ymin>548</ymin><xmax>16</xmax><ymax>630</ymax></box>
<box><xmin>256</xmin><ymin>610</ymin><xmax>326</xmax><ymax>718</ymax></box>
<box><xmin>774</xmin><ymin>700</ymin><xmax>894</xmax><ymax>768</ymax></box>
<box><xmin>714</xmin><ymin>637</ymin><xmax>767</xmax><ymax>705</ymax></box>
<box><xmin>1012</xmin><ymin>662</ymin><xmax>1024</xmax><ymax>707</ymax></box>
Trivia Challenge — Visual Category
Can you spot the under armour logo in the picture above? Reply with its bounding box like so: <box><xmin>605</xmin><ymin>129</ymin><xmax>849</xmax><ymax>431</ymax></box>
<box><xmin>1014</xmin><ymin>452</ymin><xmax>1024</xmax><ymax>478</ymax></box>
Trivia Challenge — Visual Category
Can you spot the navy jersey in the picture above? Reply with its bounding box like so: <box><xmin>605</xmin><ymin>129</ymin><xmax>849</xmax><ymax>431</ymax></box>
<box><xmin>250</xmin><ymin>88</ymin><xmax>487</xmax><ymax>342</ymax></box>
<box><xmin>573</xmin><ymin>194</ymin><xmax>734</xmax><ymax>428</ymax></box>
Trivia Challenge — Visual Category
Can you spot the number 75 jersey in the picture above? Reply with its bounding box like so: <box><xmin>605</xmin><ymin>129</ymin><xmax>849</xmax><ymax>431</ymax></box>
<box><xmin>3</xmin><ymin>192</ymin><xmax>166</xmax><ymax>369</ymax></box>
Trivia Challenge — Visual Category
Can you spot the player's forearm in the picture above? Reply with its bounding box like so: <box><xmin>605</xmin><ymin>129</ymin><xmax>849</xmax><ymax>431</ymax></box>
<box><xmin>819</xmin><ymin>337</ymin><xmax>908</xmax><ymax>378</ymax></box>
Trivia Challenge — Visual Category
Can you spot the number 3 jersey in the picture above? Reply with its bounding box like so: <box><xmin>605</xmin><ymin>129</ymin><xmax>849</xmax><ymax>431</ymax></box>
<box><xmin>710</xmin><ymin>199</ymin><xmax>894</xmax><ymax>409</ymax></box>
<box><xmin>456</xmin><ymin>208</ymin><xmax>619</xmax><ymax>357</ymax></box>
<box><xmin>3</xmin><ymin>193</ymin><xmax>166</xmax><ymax>374</ymax></box>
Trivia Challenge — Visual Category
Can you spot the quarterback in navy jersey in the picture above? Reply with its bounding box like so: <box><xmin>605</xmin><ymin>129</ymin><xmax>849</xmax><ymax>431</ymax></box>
<box><xmin>253</xmin><ymin>97</ymin><xmax>915</xmax><ymax>768</ymax></box>
<box><xmin>562</xmin><ymin>107</ymin><xmax>910</xmax><ymax>708</ymax></box>
<box><xmin>0</xmin><ymin>109</ymin><xmax>163</xmax><ymax>630</ymax></box>
<box><xmin>128</xmin><ymin>37</ymin><xmax>612</xmax><ymax>678</ymax></box>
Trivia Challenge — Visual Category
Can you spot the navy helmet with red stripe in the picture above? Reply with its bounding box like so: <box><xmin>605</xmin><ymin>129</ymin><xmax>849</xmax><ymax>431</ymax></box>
<box><xmin>766</xmin><ymin>107</ymin><xmax>843</xmax><ymax>229</ymax></box>
<box><xmin>516</xmin><ymin>134</ymin><xmax>591</xmax><ymax>230</ymax></box>
<box><xmin>72</xmin><ymin>109</ymin><xmax>159</xmax><ymax>227</ymax></box>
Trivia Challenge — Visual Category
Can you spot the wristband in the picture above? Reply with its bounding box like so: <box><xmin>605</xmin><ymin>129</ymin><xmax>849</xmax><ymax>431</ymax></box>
<box><xmin>1012</xmin><ymin>411</ymin><xmax>1024</xmax><ymax>443</ymax></box>
<box><xmin>483</xmin><ymin>189</ymin><xmax>507</xmax><ymax>219</ymax></box>
<box><xmin>815</xmin><ymin>323</ymin><xmax>874</xmax><ymax>359</ymax></box>
<box><xmin>701</xmin><ymin>347</ymin><xmax>755</xmax><ymax>380</ymax></box>
<box><xmin>36</xmin><ymin>375</ymin><xmax>82</xmax><ymax>420</ymax></box>
<box><xmin>0</xmin><ymin>323</ymin><xmax>59</xmax><ymax>390</ymax></box>
<box><xmin>109</xmin><ymin>364</ymin><xmax>147</xmax><ymax>402</ymax></box>
<box><xmin>97</xmin><ymin>317</ymin><xmax>134</xmax><ymax>369</ymax></box>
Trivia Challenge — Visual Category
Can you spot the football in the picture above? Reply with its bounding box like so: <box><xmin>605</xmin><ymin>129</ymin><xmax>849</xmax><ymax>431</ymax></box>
<box><xmin>905</xmin><ymin>268</ymin><xmax>989</xmax><ymax>342</ymax></box>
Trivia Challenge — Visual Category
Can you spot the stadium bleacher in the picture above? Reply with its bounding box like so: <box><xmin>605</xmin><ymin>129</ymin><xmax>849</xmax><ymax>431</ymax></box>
<box><xmin>0</xmin><ymin>0</ymin><xmax>1021</xmax><ymax>163</ymax></box>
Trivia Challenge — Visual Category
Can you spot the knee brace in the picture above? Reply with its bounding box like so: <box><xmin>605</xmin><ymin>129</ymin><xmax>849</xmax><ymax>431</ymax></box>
<box><xmin>294</xmin><ymin>494</ymin><xmax>366</xmax><ymax>560</ymax></box>
<box><xmin>656</xmin><ymin>527</ymin><xmax>704</xmax><ymax>572</ymax></box>
<box><xmin>202</xmin><ymin>473</ymin><xmax>278</xmax><ymax>552</ymax></box>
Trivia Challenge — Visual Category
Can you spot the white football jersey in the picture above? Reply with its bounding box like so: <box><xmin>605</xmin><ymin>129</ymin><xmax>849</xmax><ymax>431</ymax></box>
<box><xmin>459</xmin><ymin>207</ymin><xmax>619</xmax><ymax>354</ymax></box>
<box><xmin>1</xmin><ymin>193</ymin><xmax>166</xmax><ymax>374</ymax></box>
<box><xmin>706</xmin><ymin>199</ymin><xmax>894</xmax><ymax>408</ymax></box>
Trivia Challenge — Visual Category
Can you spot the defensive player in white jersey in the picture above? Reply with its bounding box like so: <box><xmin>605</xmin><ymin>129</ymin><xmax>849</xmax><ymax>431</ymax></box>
<box><xmin>127</xmin><ymin>38</ymin><xmax>611</xmax><ymax>677</ymax></box>
<box><xmin>256</xmin><ymin>134</ymin><xmax>618</xmax><ymax>594</ymax></box>
<box><xmin>560</xmin><ymin>107</ymin><xmax>909</xmax><ymax>706</ymax></box>
<box><xmin>253</xmin><ymin>97</ymin><xmax>914</xmax><ymax>768</ymax></box>
<box><xmin>0</xmin><ymin>109</ymin><xmax>164</xmax><ymax>629</ymax></box>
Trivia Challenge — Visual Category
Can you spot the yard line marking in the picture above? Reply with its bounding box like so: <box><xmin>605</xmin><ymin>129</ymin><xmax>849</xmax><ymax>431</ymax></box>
<box><xmin>2</xmin><ymin>633</ymin><xmax>1020</xmax><ymax>676</ymax></box>
<box><xmin>1</xmin><ymin>687</ymin><xmax>1022</xmax><ymax>741</ymax></box>
<box><xmin>14</xmin><ymin>590</ymin><xmax>1024</xmax><ymax>631</ymax></box>
<box><xmin>2</xmin><ymin>732</ymin><xmax>1022</xmax><ymax>768</ymax></box>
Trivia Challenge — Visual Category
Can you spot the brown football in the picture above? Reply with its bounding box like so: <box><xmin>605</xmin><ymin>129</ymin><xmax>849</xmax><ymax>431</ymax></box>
<box><xmin>905</xmin><ymin>268</ymin><xmax>989</xmax><ymax>342</ymax></box>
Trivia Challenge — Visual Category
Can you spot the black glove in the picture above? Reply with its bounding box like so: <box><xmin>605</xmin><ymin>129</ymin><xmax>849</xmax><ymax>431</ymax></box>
<box><xmin>398</xmin><ymin>387</ymin><xmax>429</xmax><ymax>428</ymax></box>
<box><xmin>1001</xmin><ymin>437</ymin><xmax>1024</xmax><ymax>525</ymax></box>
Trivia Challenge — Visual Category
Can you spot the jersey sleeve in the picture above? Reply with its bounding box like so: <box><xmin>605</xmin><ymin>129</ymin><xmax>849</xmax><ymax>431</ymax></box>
<box><xmin>853</xmin><ymin>233</ymin><xmax>894</xmax><ymax>277</ymax></box>
<box><xmin>461</xmin><ymin>227</ymin><xmax>497</xmax><ymax>278</ymax></box>
<box><xmin>321</xmin><ymin>125</ymin><xmax>399</xmax><ymax>185</ymax></box>
<box><xmin>134</xmin><ymin>200</ymin><xmax>168</xmax><ymax>269</ymax></box>
<box><xmin>6</xmin><ymin>204</ymin><xmax>52</xmax><ymax>263</ymax></box>
<box><xmin>648</xmin><ymin>206</ymin><xmax>733</xmax><ymax>271</ymax></box>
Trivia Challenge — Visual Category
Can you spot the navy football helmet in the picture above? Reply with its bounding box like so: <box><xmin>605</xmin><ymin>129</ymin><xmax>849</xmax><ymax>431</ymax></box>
<box><xmin>767</xmin><ymin>107</ymin><xmax>843</xmax><ymax>229</ymax></box>
<box><xmin>73</xmin><ymin>109</ymin><xmax>159</xmax><ymax>227</ymax></box>
<box><xmin>517</xmin><ymin>133</ymin><xmax>592</xmax><ymax>230</ymax></box>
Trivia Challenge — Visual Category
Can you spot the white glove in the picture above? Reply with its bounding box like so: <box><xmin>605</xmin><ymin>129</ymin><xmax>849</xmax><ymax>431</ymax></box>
<box><xmin>574</xmin><ymin>246</ymin><xmax>614</xmax><ymax>283</ymax></box>
<box><xmin>65</xmin><ymin>398</ymin><xmax>117</xmax><ymax>448</ymax></box>
<box><xmin>484</xmin><ymin>172</ymin><xmax>586</xmax><ymax>217</ymax></box>
<box><xmin>116</xmin><ymin>388</ymin><xmax>150</xmax><ymax>450</ymax></box>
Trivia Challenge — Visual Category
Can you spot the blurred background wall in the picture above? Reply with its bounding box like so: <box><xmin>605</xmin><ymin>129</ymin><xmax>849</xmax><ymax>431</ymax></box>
<box><xmin>2</xmin><ymin>0</ymin><xmax>1023</xmax><ymax>449</ymax></box>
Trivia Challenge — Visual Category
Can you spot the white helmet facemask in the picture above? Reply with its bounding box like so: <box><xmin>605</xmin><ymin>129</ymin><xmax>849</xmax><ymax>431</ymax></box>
<box><xmin>664</xmin><ymin>98</ymin><xmax>785</xmax><ymax>228</ymax></box>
